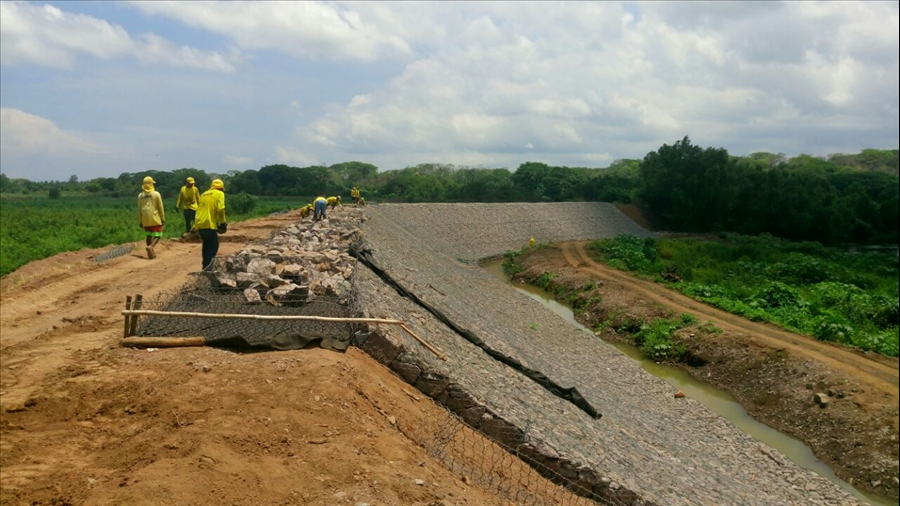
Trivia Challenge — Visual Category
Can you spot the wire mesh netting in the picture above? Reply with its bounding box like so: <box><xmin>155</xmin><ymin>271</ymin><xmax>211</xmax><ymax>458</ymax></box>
<box><xmin>131</xmin><ymin>255</ymin><xmax>356</xmax><ymax>350</ymax></box>
<box><xmin>406</xmin><ymin>397</ymin><xmax>621</xmax><ymax>506</ymax></box>
<box><xmin>94</xmin><ymin>243</ymin><xmax>136</xmax><ymax>263</ymax></box>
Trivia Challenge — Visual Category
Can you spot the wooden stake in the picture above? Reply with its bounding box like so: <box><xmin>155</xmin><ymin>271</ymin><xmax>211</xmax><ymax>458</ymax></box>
<box><xmin>122</xmin><ymin>337</ymin><xmax>206</xmax><ymax>348</ymax></box>
<box><xmin>120</xmin><ymin>309</ymin><xmax>405</xmax><ymax>325</ymax></box>
<box><xmin>400</xmin><ymin>323</ymin><xmax>448</xmax><ymax>361</ymax></box>
<box><xmin>129</xmin><ymin>294</ymin><xmax>143</xmax><ymax>337</ymax></box>
<box><xmin>124</xmin><ymin>295</ymin><xmax>133</xmax><ymax>338</ymax></box>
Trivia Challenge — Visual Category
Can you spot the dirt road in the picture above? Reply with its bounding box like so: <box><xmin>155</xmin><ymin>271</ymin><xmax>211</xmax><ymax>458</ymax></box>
<box><xmin>561</xmin><ymin>241</ymin><xmax>900</xmax><ymax>398</ymax></box>
<box><xmin>0</xmin><ymin>213</ymin><xmax>510</xmax><ymax>505</ymax></box>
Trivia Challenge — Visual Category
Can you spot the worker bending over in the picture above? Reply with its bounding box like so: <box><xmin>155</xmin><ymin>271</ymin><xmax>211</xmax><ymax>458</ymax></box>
<box><xmin>327</xmin><ymin>195</ymin><xmax>342</xmax><ymax>210</ymax></box>
<box><xmin>299</xmin><ymin>203</ymin><xmax>314</xmax><ymax>220</ymax></box>
<box><xmin>175</xmin><ymin>176</ymin><xmax>201</xmax><ymax>234</ymax></box>
<box><xmin>195</xmin><ymin>179</ymin><xmax>227</xmax><ymax>270</ymax></box>
<box><xmin>137</xmin><ymin>176</ymin><xmax>165</xmax><ymax>259</ymax></box>
<box><xmin>313</xmin><ymin>196</ymin><xmax>328</xmax><ymax>221</ymax></box>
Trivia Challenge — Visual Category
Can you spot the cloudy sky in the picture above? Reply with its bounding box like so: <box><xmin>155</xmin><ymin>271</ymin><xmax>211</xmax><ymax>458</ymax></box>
<box><xmin>1</xmin><ymin>1</ymin><xmax>898</xmax><ymax>180</ymax></box>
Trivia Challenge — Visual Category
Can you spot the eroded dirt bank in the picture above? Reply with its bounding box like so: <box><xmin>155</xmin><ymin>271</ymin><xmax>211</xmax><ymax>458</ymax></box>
<box><xmin>511</xmin><ymin>242</ymin><xmax>899</xmax><ymax>499</ymax></box>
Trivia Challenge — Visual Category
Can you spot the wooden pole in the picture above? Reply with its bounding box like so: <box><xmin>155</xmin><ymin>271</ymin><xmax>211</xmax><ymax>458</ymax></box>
<box><xmin>129</xmin><ymin>294</ymin><xmax>143</xmax><ymax>337</ymax></box>
<box><xmin>121</xmin><ymin>309</ymin><xmax>405</xmax><ymax>325</ymax></box>
<box><xmin>400</xmin><ymin>323</ymin><xmax>448</xmax><ymax>361</ymax></box>
<box><xmin>124</xmin><ymin>295</ymin><xmax>133</xmax><ymax>338</ymax></box>
<box><xmin>122</xmin><ymin>337</ymin><xmax>206</xmax><ymax>348</ymax></box>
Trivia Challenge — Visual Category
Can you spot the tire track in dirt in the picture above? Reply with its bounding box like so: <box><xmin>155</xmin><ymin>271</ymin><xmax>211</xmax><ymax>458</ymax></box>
<box><xmin>561</xmin><ymin>241</ymin><xmax>899</xmax><ymax>399</ymax></box>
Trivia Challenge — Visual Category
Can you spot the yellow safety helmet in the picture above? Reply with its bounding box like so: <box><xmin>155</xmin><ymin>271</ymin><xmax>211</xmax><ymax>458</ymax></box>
<box><xmin>211</xmin><ymin>179</ymin><xmax>224</xmax><ymax>190</ymax></box>
<box><xmin>186</xmin><ymin>176</ymin><xmax>195</xmax><ymax>184</ymax></box>
<box><xmin>142</xmin><ymin>176</ymin><xmax>155</xmax><ymax>185</ymax></box>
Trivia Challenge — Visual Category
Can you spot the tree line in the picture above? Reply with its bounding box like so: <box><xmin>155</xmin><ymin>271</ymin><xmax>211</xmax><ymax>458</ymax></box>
<box><xmin>1</xmin><ymin>143</ymin><xmax>896</xmax><ymax>244</ymax></box>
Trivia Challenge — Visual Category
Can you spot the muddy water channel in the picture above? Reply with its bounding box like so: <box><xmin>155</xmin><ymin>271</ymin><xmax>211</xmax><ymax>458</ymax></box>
<box><xmin>482</xmin><ymin>259</ymin><xmax>896</xmax><ymax>506</ymax></box>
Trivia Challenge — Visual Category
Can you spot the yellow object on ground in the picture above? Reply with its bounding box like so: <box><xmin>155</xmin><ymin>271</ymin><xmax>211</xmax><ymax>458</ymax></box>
<box><xmin>138</xmin><ymin>181</ymin><xmax>165</xmax><ymax>227</ymax></box>
<box><xmin>177</xmin><ymin>184</ymin><xmax>201</xmax><ymax>211</ymax></box>
<box><xmin>529</xmin><ymin>237</ymin><xmax>536</xmax><ymax>248</ymax></box>
<box><xmin>195</xmin><ymin>188</ymin><xmax>226</xmax><ymax>230</ymax></box>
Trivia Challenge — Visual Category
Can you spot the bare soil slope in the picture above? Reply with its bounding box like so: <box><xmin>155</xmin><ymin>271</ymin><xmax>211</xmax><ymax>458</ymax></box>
<box><xmin>0</xmin><ymin>213</ymin><xmax>508</xmax><ymax>506</ymax></box>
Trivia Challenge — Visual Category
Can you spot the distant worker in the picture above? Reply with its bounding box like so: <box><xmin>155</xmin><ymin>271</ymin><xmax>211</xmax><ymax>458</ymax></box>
<box><xmin>529</xmin><ymin>237</ymin><xmax>536</xmax><ymax>248</ymax></box>
<box><xmin>357</xmin><ymin>196</ymin><xmax>367</xmax><ymax>207</ymax></box>
<box><xmin>175</xmin><ymin>176</ymin><xmax>201</xmax><ymax>235</ymax></box>
<box><xmin>137</xmin><ymin>176</ymin><xmax>165</xmax><ymax>259</ymax></box>
<box><xmin>313</xmin><ymin>196</ymin><xmax>327</xmax><ymax>221</ymax></box>
<box><xmin>350</xmin><ymin>187</ymin><xmax>361</xmax><ymax>206</ymax></box>
<box><xmin>327</xmin><ymin>195</ymin><xmax>343</xmax><ymax>210</ymax></box>
<box><xmin>195</xmin><ymin>179</ymin><xmax>227</xmax><ymax>270</ymax></box>
<box><xmin>299</xmin><ymin>203</ymin><xmax>314</xmax><ymax>220</ymax></box>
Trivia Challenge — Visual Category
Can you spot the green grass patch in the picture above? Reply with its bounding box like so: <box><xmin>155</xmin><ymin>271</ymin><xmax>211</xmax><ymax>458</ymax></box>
<box><xmin>0</xmin><ymin>194</ymin><xmax>305</xmax><ymax>277</ymax></box>
<box><xmin>589</xmin><ymin>233</ymin><xmax>899</xmax><ymax>356</ymax></box>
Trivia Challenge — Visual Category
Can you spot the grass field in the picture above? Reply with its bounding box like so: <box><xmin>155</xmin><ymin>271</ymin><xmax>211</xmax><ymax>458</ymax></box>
<box><xmin>589</xmin><ymin>234</ymin><xmax>900</xmax><ymax>356</ymax></box>
<box><xmin>0</xmin><ymin>194</ymin><xmax>306</xmax><ymax>277</ymax></box>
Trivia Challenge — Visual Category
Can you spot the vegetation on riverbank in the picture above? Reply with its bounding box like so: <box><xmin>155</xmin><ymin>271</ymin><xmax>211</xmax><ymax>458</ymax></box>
<box><xmin>589</xmin><ymin>234</ymin><xmax>899</xmax><ymax>356</ymax></box>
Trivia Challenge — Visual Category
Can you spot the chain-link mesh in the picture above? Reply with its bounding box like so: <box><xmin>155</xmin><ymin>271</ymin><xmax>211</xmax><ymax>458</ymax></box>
<box><xmin>94</xmin><ymin>243</ymin><xmax>136</xmax><ymax>263</ymax></box>
<box><xmin>406</xmin><ymin>396</ymin><xmax>623</xmax><ymax>506</ymax></box>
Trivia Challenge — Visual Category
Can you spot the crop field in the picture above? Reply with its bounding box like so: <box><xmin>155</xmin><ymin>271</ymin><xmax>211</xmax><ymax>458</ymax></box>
<box><xmin>0</xmin><ymin>194</ymin><xmax>306</xmax><ymax>277</ymax></box>
<box><xmin>590</xmin><ymin>234</ymin><xmax>900</xmax><ymax>356</ymax></box>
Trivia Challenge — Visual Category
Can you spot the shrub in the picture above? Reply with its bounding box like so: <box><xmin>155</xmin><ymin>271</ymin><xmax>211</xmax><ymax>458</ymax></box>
<box><xmin>48</xmin><ymin>187</ymin><xmax>61</xmax><ymax>199</ymax></box>
<box><xmin>755</xmin><ymin>282</ymin><xmax>806</xmax><ymax>309</ymax></box>
<box><xmin>229</xmin><ymin>192</ymin><xmax>258</xmax><ymax>215</ymax></box>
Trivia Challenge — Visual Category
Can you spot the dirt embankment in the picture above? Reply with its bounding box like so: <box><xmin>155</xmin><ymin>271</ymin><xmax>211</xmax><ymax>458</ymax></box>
<box><xmin>0</xmin><ymin>212</ymin><xmax>510</xmax><ymax>506</ymax></box>
<box><xmin>512</xmin><ymin>242</ymin><xmax>900</xmax><ymax>499</ymax></box>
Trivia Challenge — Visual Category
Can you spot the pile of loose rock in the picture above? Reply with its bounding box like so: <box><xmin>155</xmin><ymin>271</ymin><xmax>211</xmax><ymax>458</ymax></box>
<box><xmin>212</xmin><ymin>209</ymin><xmax>365</xmax><ymax>306</ymax></box>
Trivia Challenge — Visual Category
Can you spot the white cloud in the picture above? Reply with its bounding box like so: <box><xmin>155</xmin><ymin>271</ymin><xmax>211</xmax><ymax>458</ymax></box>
<box><xmin>0</xmin><ymin>2</ymin><xmax>237</xmax><ymax>72</ymax></box>
<box><xmin>223</xmin><ymin>155</ymin><xmax>253</xmax><ymax>166</ymax></box>
<box><xmin>274</xmin><ymin>146</ymin><xmax>318</xmax><ymax>166</ymax></box>
<box><xmin>130</xmin><ymin>1</ymin><xmax>412</xmax><ymax>62</ymax></box>
<box><xmin>0</xmin><ymin>108</ymin><xmax>103</xmax><ymax>155</ymax></box>
<box><xmin>269</xmin><ymin>1</ymin><xmax>897</xmax><ymax>167</ymax></box>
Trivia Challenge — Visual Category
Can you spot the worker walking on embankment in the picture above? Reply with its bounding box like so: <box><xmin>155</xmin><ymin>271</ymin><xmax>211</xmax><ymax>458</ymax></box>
<box><xmin>327</xmin><ymin>195</ymin><xmax>343</xmax><ymax>210</ymax></box>
<box><xmin>351</xmin><ymin>187</ymin><xmax>361</xmax><ymax>206</ymax></box>
<box><xmin>195</xmin><ymin>179</ymin><xmax>227</xmax><ymax>270</ymax></box>
<box><xmin>175</xmin><ymin>176</ymin><xmax>201</xmax><ymax>235</ymax></box>
<box><xmin>137</xmin><ymin>176</ymin><xmax>165</xmax><ymax>259</ymax></box>
<box><xmin>313</xmin><ymin>196</ymin><xmax>327</xmax><ymax>221</ymax></box>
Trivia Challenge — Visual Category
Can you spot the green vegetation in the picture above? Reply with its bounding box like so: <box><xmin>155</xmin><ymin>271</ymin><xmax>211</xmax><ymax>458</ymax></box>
<box><xmin>590</xmin><ymin>234</ymin><xmax>900</xmax><ymax>356</ymax></box>
<box><xmin>0</xmin><ymin>195</ymin><xmax>302</xmax><ymax>276</ymax></box>
<box><xmin>633</xmin><ymin>313</ymin><xmax>696</xmax><ymax>361</ymax></box>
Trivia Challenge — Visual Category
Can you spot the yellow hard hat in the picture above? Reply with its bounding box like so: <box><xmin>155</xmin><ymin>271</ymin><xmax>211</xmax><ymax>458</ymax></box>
<box><xmin>142</xmin><ymin>176</ymin><xmax>155</xmax><ymax>185</ymax></box>
<box><xmin>186</xmin><ymin>176</ymin><xmax>195</xmax><ymax>183</ymax></box>
<box><xmin>211</xmin><ymin>179</ymin><xmax>224</xmax><ymax>190</ymax></box>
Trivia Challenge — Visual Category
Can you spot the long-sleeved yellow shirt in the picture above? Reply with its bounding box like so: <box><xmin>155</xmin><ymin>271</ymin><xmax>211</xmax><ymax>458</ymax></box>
<box><xmin>176</xmin><ymin>185</ymin><xmax>201</xmax><ymax>211</ymax></box>
<box><xmin>138</xmin><ymin>190</ymin><xmax>165</xmax><ymax>227</ymax></box>
<box><xmin>195</xmin><ymin>189</ymin><xmax>226</xmax><ymax>230</ymax></box>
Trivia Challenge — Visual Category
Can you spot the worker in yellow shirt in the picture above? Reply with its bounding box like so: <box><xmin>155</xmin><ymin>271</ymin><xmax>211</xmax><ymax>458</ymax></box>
<box><xmin>195</xmin><ymin>179</ymin><xmax>227</xmax><ymax>270</ymax></box>
<box><xmin>299</xmin><ymin>203</ymin><xmax>314</xmax><ymax>220</ymax></box>
<box><xmin>350</xmin><ymin>187</ymin><xmax>361</xmax><ymax>206</ymax></box>
<box><xmin>327</xmin><ymin>195</ymin><xmax>342</xmax><ymax>210</ymax></box>
<box><xmin>137</xmin><ymin>176</ymin><xmax>165</xmax><ymax>259</ymax></box>
<box><xmin>313</xmin><ymin>196</ymin><xmax>327</xmax><ymax>221</ymax></box>
<box><xmin>175</xmin><ymin>176</ymin><xmax>201</xmax><ymax>234</ymax></box>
